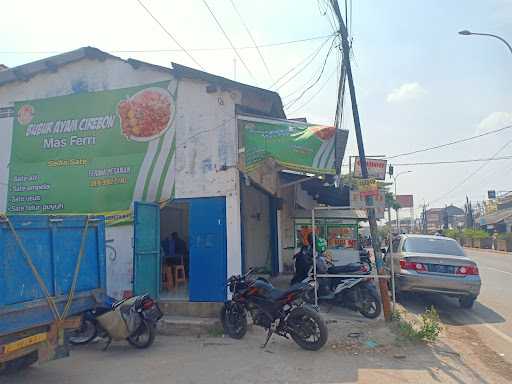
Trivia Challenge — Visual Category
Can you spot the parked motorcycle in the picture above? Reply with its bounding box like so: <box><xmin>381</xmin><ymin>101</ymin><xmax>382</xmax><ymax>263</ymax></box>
<box><xmin>69</xmin><ymin>294</ymin><xmax>163</xmax><ymax>349</ymax></box>
<box><xmin>221</xmin><ymin>269</ymin><xmax>328</xmax><ymax>351</ymax></box>
<box><xmin>359</xmin><ymin>248</ymin><xmax>372</xmax><ymax>270</ymax></box>
<box><xmin>298</xmin><ymin>260</ymin><xmax>382</xmax><ymax>319</ymax></box>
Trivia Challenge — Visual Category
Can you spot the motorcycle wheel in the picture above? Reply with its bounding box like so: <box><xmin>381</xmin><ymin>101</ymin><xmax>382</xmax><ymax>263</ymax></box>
<box><xmin>287</xmin><ymin>306</ymin><xmax>328</xmax><ymax>351</ymax></box>
<box><xmin>359</xmin><ymin>288</ymin><xmax>382</xmax><ymax>319</ymax></box>
<box><xmin>69</xmin><ymin>318</ymin><xmax>97</xmax><ymax>345</ymax></box>
<box><xmin>303</xmin><ymin>288</ymin><xmax>315</xmax><ymax>304</ymax></box>
<box><xmin>127</xmin><ymin>319</ymin><xmax>156</xmax><ymax>349</ymax></box>
<box><xmin>220</xmin><ymin>302</ymin><xmax>247</xmax><ymax>339</ymax></box>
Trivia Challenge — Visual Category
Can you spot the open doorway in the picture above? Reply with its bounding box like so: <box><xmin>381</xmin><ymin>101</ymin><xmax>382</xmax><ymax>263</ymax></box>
<box><xmin>241</xmin><ymin>182</ymin><xmax>274</xmax><ymax>274</ymax></box>
<box><xmin>160</xmin><ymin>202</ymin><xmax>189</xmax><ymax>300</ymax></box>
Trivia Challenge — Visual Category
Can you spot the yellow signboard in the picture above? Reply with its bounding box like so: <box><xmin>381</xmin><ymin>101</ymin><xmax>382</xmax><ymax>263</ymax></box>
<box><xmin>3</xmin><ymin>333</ymin><xmax>47</xmax><ymax>354</ymax></box>
<box><xmin>352</xmin><ymin>178</ymin><xmax>378</xmax><ymax>192</ymax></box>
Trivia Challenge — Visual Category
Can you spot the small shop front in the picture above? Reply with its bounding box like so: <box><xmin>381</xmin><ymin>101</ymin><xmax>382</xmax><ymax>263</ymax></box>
<box><xmin>292</xmin><ymin>209</ymin><xmax>367</xmax><ymax>267</ymax></box>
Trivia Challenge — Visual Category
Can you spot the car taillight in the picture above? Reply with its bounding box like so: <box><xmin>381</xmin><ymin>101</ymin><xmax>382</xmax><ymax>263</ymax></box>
<box><xmin>400</xmin><ymin>259</ymin><xmax>427</xmax><ymax>272</ymax></box>
<box><xmin>360</xmin><ymin>264</ymin><xmax>370</xmax><ymax>273</ymax></box>
<box><xmin>456</xmin><ymin>265</ymin><xmax>479</xmax><ymax>275</ymax></box>
<box><xmin>143</xmin><ymin>299</ymin><xmax>155</xmax><ymax>310</ymax></box>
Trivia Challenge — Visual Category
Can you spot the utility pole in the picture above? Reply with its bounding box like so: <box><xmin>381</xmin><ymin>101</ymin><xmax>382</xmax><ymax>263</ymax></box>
<box><xmin>329</xmin><ymin>0</ymin><xmax>392</xmax><ymax>321</ymax></box>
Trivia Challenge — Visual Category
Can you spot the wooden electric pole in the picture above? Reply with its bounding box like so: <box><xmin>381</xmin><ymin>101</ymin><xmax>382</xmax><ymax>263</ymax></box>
<box><xmin>329</xmin><ymin>0</ymin><xmax>392</xmax><ymax>321</ymax></box>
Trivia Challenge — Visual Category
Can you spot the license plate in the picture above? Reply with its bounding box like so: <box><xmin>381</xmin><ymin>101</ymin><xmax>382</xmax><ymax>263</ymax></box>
<box><xmin>3</xmin><ymin>333</ymin><xmax>47</xmax><ymax>354</ymax></box>
<box><xmin>428</xmin><ymin>264</ymin><xmax>455</xmax><ymax>274</ymax></box>
<box><xmin>144</xmin><ymin>305</ymin><xmax>163</xmax><ymax>322</ymax></box>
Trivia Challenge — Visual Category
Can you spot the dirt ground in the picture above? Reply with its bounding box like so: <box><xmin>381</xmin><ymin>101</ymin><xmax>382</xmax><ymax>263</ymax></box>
<box><xmin>3</xmin><ymin>306</ymin><xmax>511</xmax><ymax>384</ymax></box>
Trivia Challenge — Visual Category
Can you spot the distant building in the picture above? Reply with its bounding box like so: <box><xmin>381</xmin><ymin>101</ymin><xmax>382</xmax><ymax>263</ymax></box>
<box><xmin>425</xmin><ymin>205</ymin><xmax>464</xmax><ymax>232</ymax></box>
<box><xmin>479</xmin><ymin>192</ymin><xmax>512</xmax><ymax>233</ymax></box>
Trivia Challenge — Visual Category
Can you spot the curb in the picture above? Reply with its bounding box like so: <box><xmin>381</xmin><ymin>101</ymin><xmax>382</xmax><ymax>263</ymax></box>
<box><xmin>463</xmin><ymin>247</ymin><xmax>511</xmax><ymax>255</ymax></box>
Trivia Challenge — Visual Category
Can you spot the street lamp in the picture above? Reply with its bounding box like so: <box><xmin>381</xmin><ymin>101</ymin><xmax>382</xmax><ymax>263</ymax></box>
<box><xmin>393</xmin><ymin>170</ymin><xmax>413</xmax><ymax>233</ymax></box>
<box><xmin>458</xmin><ymin>30</ymin><xmax>512</xmax><ymax>55</ymax></box>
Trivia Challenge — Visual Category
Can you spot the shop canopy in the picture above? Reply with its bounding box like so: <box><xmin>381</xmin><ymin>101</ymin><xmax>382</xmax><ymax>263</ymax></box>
<box><xmin>279</xmin><ymin>171</ymin><xmax>350</xmax><ymax>207</ymax></box>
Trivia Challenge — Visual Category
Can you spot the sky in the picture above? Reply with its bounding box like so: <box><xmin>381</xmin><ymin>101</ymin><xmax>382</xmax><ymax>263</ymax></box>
<box><xmin>2</xmin><ymin>0</ymin><xmax>512</xmax><ymax>215</ymax></box>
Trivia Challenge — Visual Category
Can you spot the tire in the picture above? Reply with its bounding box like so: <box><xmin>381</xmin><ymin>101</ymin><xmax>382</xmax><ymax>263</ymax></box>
<box><xmin>303</xmin><ymin>288</ymin><xmax>315</xmax><ymax>305</ymax></box>
<box><xmin>359</xmin><ymin>287</ymin><xmax>382</xmax><ymax>319</ymax></box>
<box><xmin>69</xmin><ymin>318</ymin><xmax>97</xmax><ymax>345</ymax></box>
<box><xmin>459</xmin><ymin>296</ymin><xmax>476</xmax><ymax>309</ymax></box>
<box><xmin>287</xmin><ymin>306</ymin><xmax>328</xmax><ymax>351</ymax></box>
<box><xmin>1</xmin><ymin>351</ymin><xmax>38</xmax><ymax>374</ymax></box>
<box><xmin>127</xmin><ymin>320</ymin><xmax>156</xmax><ymax>349</ymax></box>
<box><xmin>220</xmin><ymin>302</ymin><xmax>247</xmax><ymax>339</ymax></box>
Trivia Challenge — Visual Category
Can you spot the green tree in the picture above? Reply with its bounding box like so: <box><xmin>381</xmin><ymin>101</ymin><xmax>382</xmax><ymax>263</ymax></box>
<box><xmin>385</xmin><ymin>192</ymin><xmax>401</xmax><ymax>212</ymax></box>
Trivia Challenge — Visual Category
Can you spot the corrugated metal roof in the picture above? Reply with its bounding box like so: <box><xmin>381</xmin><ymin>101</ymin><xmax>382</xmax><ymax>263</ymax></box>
<box><xmin>479</xmin><ymin>208</ymin><xmax>512</xmax><ymax>225</ymax></box>
<box><xmin>171</xmin><ymin>63</ymin><xmax>285</xmax><ymax>118</ymax></box>
<box><xmin>0</xmin><ymin>48</ymin><xmax>284</xmax><ymax>119</ymax></box>
<box><xmin>0</xmin><ymin>47</ymin><xmax>120</xmax><ymax>86</ymax></box>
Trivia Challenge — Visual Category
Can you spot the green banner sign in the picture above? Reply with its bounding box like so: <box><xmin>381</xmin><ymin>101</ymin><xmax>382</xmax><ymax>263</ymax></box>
<box><xmin>7</xmin><ymin>80</ymin><xmax>177</xmax><ymax>221</ymax></box>
<box><xmin>240</xmin><ymin>116</ymin><xmax>339</xmax><ymax>174</ymax></box>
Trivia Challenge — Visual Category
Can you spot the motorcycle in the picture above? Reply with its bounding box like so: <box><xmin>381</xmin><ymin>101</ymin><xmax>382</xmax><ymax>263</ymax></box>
<box><xmin>221</xmin><ymin>269</ymin><xmax>328</xmax><ymax>351</ymax></box>
<box><xmin>69</xmin><ymin>294</ymin><xmax>163</xmax><ymax>349</ymax></box>
<box><xmin>297</xmin><ymin>259</ymin><xmax>382</xmax><ymax>319</ymax></box>
<box><xmin>359</xmin><ymin>248</ymin><xmax>372</xmax><ymax>271</ymax></box>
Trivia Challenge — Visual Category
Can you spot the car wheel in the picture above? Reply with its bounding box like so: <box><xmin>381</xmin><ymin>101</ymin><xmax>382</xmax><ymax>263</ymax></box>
<box><xmin>459</xmin><ymin>296</ymin><xmax>476</xmax><ymax>309</ymax></box>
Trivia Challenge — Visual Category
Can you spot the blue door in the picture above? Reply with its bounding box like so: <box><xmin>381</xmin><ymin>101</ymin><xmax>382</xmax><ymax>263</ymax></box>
<box><xmin>133</xmin><ymin>202</ymin><xmax>160</xmax><ymax>299</ymax></box>
<box><xmin>189</xmin><ymin>197</ymin><xmax>227</xmax><ymax>302</ymax></box>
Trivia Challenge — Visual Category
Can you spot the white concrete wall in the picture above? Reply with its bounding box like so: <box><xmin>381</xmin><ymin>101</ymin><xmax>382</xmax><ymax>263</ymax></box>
<box><xmin>105</xmin><ymin>225</ymin><xmax>134</xmax><ymax>299</ymax></box>
<box><xmin>172</xmin><ymin>79</ymin><xmax>243</xmax><ymax>280</ymax></box>
<box><xmin>0</xmin><ymin>57</ymin><xmax>243</xmax><ymax>298</ymax></box>
<box><xmin>241</xmin><ymin>183</ymin><xmax>271</xmax><ymax>271</ymax></box>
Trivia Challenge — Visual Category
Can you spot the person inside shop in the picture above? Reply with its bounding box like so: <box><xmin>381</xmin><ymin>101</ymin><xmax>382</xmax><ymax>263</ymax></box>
<box><xmin>162</xmin><ymin>232</ymin><xmax>189</xmax><ymax>276</ymax></box>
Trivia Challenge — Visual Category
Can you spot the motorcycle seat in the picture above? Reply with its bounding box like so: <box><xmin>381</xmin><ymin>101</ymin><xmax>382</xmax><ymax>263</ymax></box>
<box><xmin>327</xmin><ymin>263</ymin><xmax>363</xmax><ymax>274</ymax></box>
<box><xmin>270</xmin><ymin>282</ymin><xmax>309</xmax><ymax>301</ymax></box>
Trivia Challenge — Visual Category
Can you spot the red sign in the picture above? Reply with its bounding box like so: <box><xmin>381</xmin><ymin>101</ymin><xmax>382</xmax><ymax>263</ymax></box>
<box><xmin>396</xmin><ymin>194</ymin><xmax>414</xmax><ymax>208</ymax></box>
<box><xmin>359</xmin><ymin>190</ymin><xmax>379</xmax><ymax>197</ymax></box>
<box><xmin>352</xmin><ymin>157</ymin><xmax>387</xmax><ymax>180</ymax></box>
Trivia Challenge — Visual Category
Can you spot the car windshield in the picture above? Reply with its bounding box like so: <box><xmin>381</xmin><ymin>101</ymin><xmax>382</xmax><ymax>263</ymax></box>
<box><xmin>402</xmin><ymin>237</ymin><xmax>465</xmax><ymax>256</ymax></box>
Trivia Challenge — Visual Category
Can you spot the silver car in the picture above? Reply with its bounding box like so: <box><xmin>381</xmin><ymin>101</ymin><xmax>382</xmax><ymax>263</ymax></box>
<box><xmin>385</xmin><ymin>234</ymin><xmax>481</xmax><ymax>308</ymax></box>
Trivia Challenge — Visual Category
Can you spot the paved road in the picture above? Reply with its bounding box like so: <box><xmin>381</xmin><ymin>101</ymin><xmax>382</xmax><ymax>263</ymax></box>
<box><xmin>400</xmin><ymin>248</ymin><xmax>512</xmax><ymax>364</ymax></box>
<box><xmin>2</xmin><ymin>312</ymin><xmax>502</xmax><ymax>384</ymax></box>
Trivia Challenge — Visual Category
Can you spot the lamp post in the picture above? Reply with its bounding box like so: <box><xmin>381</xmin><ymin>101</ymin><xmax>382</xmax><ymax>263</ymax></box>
<box><xmin>393</xmin><ymin>170</ymin><xmax>412</xmax><ymax>233</ymax></box>
<box><xmin>458</xmin><ymin>30</ymin><xmax>512</xmax><ymax>55</ymax></box>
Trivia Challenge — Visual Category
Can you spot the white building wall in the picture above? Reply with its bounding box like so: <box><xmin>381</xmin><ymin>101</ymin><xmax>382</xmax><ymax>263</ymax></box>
<box><xmin>0</xmin><ymin>57</ymin><xmax>243</xmax><ymax>298</ymax></box>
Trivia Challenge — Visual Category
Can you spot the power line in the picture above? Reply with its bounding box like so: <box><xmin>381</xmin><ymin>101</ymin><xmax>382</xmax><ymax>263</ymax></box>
<box><xmin>284</xmin><ymin>45</ymin><xmax>341</xmax><ymax>109</ymax></box>
<box><xmin>386</xmin><ymin>124</ymin><xmax>512</xmax><ymax>159</ymax></box>
<box><xmin>349</xmin><ymin>0</ymin><xmax>353</xmax><ymax>35</ymax></box>
<box><xmin>392</xmin><ymin>155</ymin><xmax>512</xmax><ymax>166</ymax></box>
<box><xmin>284</xmin><ymin>38</ymin><xmax>337</xmax><ymax>109</ymax></box>
<box><xmin>287</xmin><ymin>67</ymin><xmax>338</xmax><ymax>115</ymax></box>
<box><xmin>229</xmin><ymin>0</ymin><xmax>273</xmax><ymax>81</ymax></box>
<box><xmin>317</xmin><ymin>0</ymin><xmax>338</xmax><ymax>34</ymax></box>
<box><xmin>281</xmin><ymin>40</ymin><xmax>336</xmax><ymax>101</ymax></box>
<box><xmin>428</xmin><ymin>136</ymin><xmax>512</xmax><ymax>205</ymax></box>
<box><xmin>0</xmin><ymin>34</ymin><xmax>334</xmax><ymax>55</ymax></box>
<box><xmin>136</xmin><ymin>0</ymin><xmax>205</xmax><ymax>70</ymax></box>
<box><xmin>270</xmin><ymin>36</ymin><xmax>334</xmax><ymax>90</ymax></box>
<box><xmin>202</xmin><ymin>0</ymin><xmax>256</xmax><ymax>81</ymax></box>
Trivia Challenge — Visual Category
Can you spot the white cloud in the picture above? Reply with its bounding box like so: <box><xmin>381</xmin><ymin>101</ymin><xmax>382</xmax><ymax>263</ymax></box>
<box><xmin>477</xmin><ymin>111</ymin><xmax>512</xmax><ymax>133</ymax></box>
<box><xmin>386</xmin><ymin>82</ymin><xmax>427</xmax><ymax>103</ymax></box>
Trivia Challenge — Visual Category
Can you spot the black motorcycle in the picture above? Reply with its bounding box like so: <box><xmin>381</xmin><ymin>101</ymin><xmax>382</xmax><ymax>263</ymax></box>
<box><xmin>299</xmin><ymin>260</ymin><xmax>382</xmax><ymax>319</ymax></box>
<box><xmin>221</xmin><ymin>269</ymin><xmax>328</xmax><ymax>351</ymax></box>
<box><xmin>359</xmin><ymin>248</ymin><xmax>372</xmax><ymax>270</ymax></box>
<box><xmin>69</xmin><ymin>294</ymin><xmax>163</xmax><ymax>349</ymax></box>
